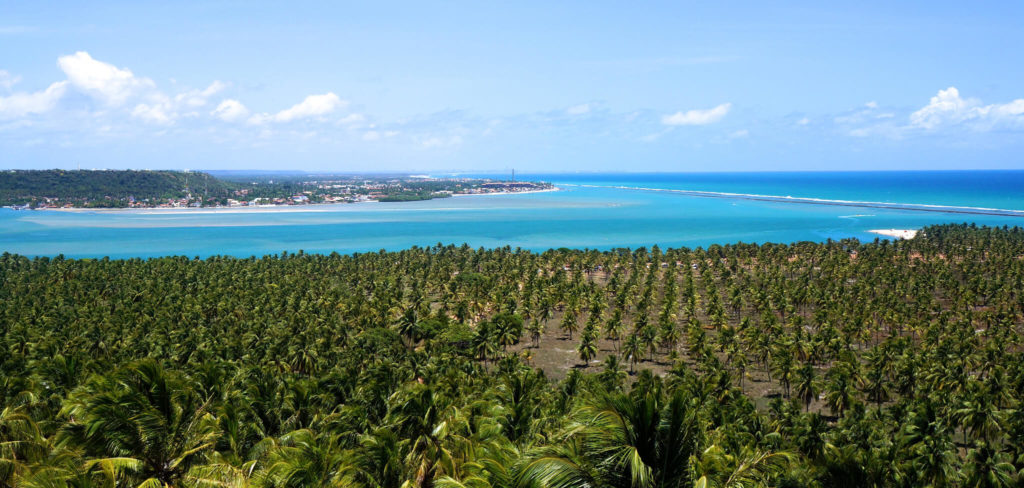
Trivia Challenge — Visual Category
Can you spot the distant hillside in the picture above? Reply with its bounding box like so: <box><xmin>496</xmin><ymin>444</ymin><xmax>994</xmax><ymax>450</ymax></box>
<box><xmin>0</xmin><ymin>170</ymin><xmax>233</xmax><ymax>207</ymax></box>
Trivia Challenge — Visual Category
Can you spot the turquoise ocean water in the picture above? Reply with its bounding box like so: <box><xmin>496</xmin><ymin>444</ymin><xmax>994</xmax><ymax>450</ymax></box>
<box><xmin>2</xmin><ymin>171</ymin><xmax>1023</xmax><ymax>259</ymax></box>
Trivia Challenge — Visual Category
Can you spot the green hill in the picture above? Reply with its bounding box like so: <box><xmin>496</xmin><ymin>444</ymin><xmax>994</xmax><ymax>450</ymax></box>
<box><xmin>0</xmin><ymin>169</ymin><xmax>234</xmax><ymax>207</ymax></box>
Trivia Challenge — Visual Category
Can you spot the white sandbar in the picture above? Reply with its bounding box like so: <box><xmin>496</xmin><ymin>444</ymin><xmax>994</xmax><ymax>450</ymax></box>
<box><xmin>868</xmin><ymin>229</ymin><xmax>918</xmax><ymax>239</ymax></box>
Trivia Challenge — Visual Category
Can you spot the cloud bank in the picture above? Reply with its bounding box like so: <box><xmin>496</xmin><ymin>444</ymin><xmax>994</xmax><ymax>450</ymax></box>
<box><xmin>3</xmin><ymin>51</ymin><xmax>1024</xmax><ymax>166</ymax></box>
<box><xmin>662</xmin><ymin>103</ymin><xmax>731</xmax><ymax>125</ymax></box>
<box><xmin>909</xmin><ymin>86</ymin><xmax>1024</xmax><ymax>131</ymax></box>
<box><xmin>0</xmin><ymin>51</ymin><xmax>349</xmax><ymax>128</ymax></box>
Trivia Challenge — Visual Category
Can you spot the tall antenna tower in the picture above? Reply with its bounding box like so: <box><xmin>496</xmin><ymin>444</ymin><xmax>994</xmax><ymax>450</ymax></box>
<box><xmin>511</xmin><ymin>168</ymin><xmax>515</xmax><ymax>183</ymax></box>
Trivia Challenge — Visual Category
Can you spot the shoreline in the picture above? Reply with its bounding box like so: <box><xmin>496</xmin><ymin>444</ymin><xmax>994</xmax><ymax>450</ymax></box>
<box><xmin>868</xmin><ymin>229</ymin><xmax>919</xmax><ymax>239</ymax></box>
<box><xmin>26</xmin><ymin>187</ymin><xmax>560</xmax><ymax>214</ymax></box>
<box><xmin>450</xmin><ymin>187</ymin><xmax>559</xmax><ymax>197</ymax></box>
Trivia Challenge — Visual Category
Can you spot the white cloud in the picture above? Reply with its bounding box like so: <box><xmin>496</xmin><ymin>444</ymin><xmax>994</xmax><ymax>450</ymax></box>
<box><xmin>729</xmin><ymin>129</ymin><xmax>749</xmax><ymax>139</ymax></box>
<box><xmin>248</xmin><ymin>92</ymin><xmax>347</xmax><ymax>124</ymax></box>
<box><xmin>337</xmin><ymin>113</ymin><xmax>366</xmax><ymax>127</ymax></box>
<box><xmin>130</xmin><ymin>83</ymin><xmax>226</xmax><ymax>125</ymax></box>
<box><xmin>662</xmin><ymin>103</ymin><xmax>731</xmax><ymax>125</ymax></box>
<box><xmin>48</xmin><ymin>52</ymin><xmax>229</xmax><ymax>124</ymax></box>
<box><xmin>566</xmin><ymin>103</ymin><xmax>590</xmax><ymax>115</ymax></box>
<box><xmin>273</xmin><ymin>92</ymin><xmax>346</xmax><ymax>122</ymax></box>
<box><xmin>909</xmin><ymin>86</ymin><xmax>1024</xmax><ymax>130</ymax></box>
<box><xmin>131</xmin><ymin>103</ymin><xmax>173</xmax><ymax>124</ymax></box>
<box><xmin>986</xmin><ymin>99</ymin><xmax>1024</xmax><ymax>118</ymax></box>
<box><xmin>1</xmin><ymin>53</ymin><xmax>372</xmax><ymax>136</ymax></box>
<box><xmin>246</xmin><ymin>113</ymin><xmax>271</xmax><ymax>125</ymax></box>
<box><xmin>0</xmin><ymin>70</ymin><xmax>21</xmax><ymax>90</ymax></box>
<box><xmin>797</xmin><ymin>117</ymin><xmax>810</xmax><ymax>125</ymax></box>
<box><xmin>0</xmin><ymin>81</ymin><xmax>68</xmax><ymax>119</ymax></box>
<box><xmin>176</xmin><ymin>81</ymin><xmax>226</xmax><ymax>108</ymax></box>
<box><xmin>909</xmin><ymin>87</ymin><xmax>973</xmax><ymax>129</ymax></box>
<box><xmin>834</xmin><ymin>102</ymin><xmax>893</xmax><ymax>125</ymax></box>
<box><xmin>212</xmin><ymin>99</ymin><xmax>250</xmax><ymax>122</ymax></box>
<box><xmin>57</xmin><ymin>51</ymin><xmax>155</xmax><ymax>106</ymax></box>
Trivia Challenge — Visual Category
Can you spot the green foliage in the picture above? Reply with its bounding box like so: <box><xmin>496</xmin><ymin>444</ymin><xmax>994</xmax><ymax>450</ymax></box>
<box><xmin>0</xmin><ymin>224</ymin><xmax>1023</xmax><ymax>486</ymax></box>
<box><xmin>0</xmin><ymin>169</ymin><xmax>233</xmax><ymax>206</ymax></box>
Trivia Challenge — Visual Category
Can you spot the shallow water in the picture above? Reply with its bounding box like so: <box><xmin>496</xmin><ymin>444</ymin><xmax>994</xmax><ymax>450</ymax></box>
<box><xmin>3</xmin><ymin>171</ymin><xmax>1023</xmax><ymax>258</ymax></box>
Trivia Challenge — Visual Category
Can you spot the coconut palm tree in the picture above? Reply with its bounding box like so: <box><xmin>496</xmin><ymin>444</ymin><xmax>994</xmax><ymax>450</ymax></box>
<box><xmin>577</xmin><ymin>334</ymin><xmax>598</xmax><ymax>366</ymax></box>
<box><xmin>794</xmin><ymin>364</ymin><xmax>819</xmax><ymax>413</ymax></box>
<box><xmin>57</xmin><ymin>359</ymin><xmax>219</xmax><ymax>487</ymax></box>
<box><xmin>599</xmin><ymin>355</ymin><xmax>628</xmax><ymax>391</ymax></box>
<box><xmin>516</xmin><ymin>387</ymin><xmax>702</xmax><ymax>488</ymax></box>
<box><xmin>961</xmin><ymin>441</ymin><xmax>1016</xmax><ymax>488</ymax></box>
<box><xmin>690</xmin><ymin>442</ymin><xmax>794</xmax><ymax>488</ymax></box>
<box><xmin>258</xmin><ymin>429</ymin><xmax>349</xmax><ymax>487</ymax></box>
<box><xmin>0</xmin><ymin>406</ymin><xmax>49</xmax><ymax>487</ymax></box>
<box><xmin>771</xmin><ymin>354</ymin><xmax>795</xmax><ymax>400</ymax></box>
<box><xmin>623</xmin><ymin>335</ymin><xmax>643</xmax><ymax>374</ymax></box>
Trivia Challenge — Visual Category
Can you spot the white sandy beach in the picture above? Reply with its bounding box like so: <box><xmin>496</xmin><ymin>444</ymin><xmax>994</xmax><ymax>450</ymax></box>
<box><xmin>868</xmin><ymin>229</ymin><xmax>918</xmax><ymax>239</ymax></box>
<box><xmin>450</xmin><ymin>187</ymin><xmax>560</xmax><ymax>197</ymax></box>
<box><xmin>44</xmin><ymin>203</ymin><xmax>354</xmax><ymax>215</ymax></box>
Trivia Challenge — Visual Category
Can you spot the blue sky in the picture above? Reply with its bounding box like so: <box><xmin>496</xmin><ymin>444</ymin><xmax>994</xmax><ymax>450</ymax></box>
<box><xmin>1</xmin><ymin>1</ymin><xmax>1023</xmax><ymax>172</ymax></box>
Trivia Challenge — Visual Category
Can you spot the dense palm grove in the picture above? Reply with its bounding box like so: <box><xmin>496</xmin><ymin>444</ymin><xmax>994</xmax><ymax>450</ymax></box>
<box><xmin>2</xmin><ymin>223</ymin><xmax>1024</xmax><ymax>487</ymax></box>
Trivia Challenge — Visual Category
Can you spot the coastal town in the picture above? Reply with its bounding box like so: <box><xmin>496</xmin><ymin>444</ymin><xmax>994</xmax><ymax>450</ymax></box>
<box><xmin>150</xmin><ymin>178</ymin><xmax>552</xmax><ymax>209</ymax></box>
<box><xmin>0</xmin><ymin>170</ymin><xmax>555</xmax><ymax>209</ymax></box>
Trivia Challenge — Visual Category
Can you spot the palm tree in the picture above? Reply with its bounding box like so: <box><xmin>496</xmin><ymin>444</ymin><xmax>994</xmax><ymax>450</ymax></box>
<box><xmin>0</xmin><ymin>407</ymin><xmax>48</xmax><ymax>487</ymax></box>
<box><xmin>513</xmin><ymin>440</ymin><xmax>595</xmax><ymax>488</ymax></box>
<box><xmin>599</xmin><ymin>355</ymin><xmax>628</xmax><ymax>390</ymax></box>
<box><xmin>954</xmin><ymin>397</ymin><xmax>1004</xmax><ymax>444</ymax></box>
<box><xmin>527</xmin><ymin>319</ymin><xmax>544</xmax><ymax>348</ymax></box>
<box><xmin>961</xmin><ymin>441</ymin><xmax>1016</xmax><ymax>488</ymax></box>
<box><xmin>560</xmin><ymin>311</ymin><xmax>580</xmax><ymax>341</ymax></box>
<box><xmin>490</xmin><ymin>313</ymin><xmax>524</xmax><ymax>353</ymax></box>
<box><xmin>794</xmin><ymin>364</ymin><xmax>819</xmax><ymax>412</ymax></box>
<box><xmin>862</xmin><ymin>364</ymin><xmax>890</xmax><ymax>409</ymax></box>
<box><xmin>771</xmin><ymin>354</ymin><xmax>795</xmax><ymax>400</ymax></box>
<box><xmin>57</xmin><ymin>359</ymin><xmax>219</xmax><ymax>487</ymax></box>
<box><xmin>623</xmin><ymin>335</ymin><xmax>643</xmax><ymax>374</ymax></box>
<box><xmin>899</xmin><ymin>404</ymin><xmax>960</xmax><ymax>488</ymax></box>
<box><xmin>690</xmin><ymin>442</ymin><xmax>794</xmax><ymax>488</ymax></box>
<box><xmin>496</xmin><ymin>369</ymin><xmax>546</xmax><ymax>446</ymax></box>
<box><xmin>638</xmin><ymin>326</ymin><xmax>659</xmax><ymax>362</ymax></box>
<box><xmin>259</xmin><ymin>429</ymin><xmax>350</xmax><ymax>487</ymax></box>
<box><xmin>577</xmin><ymin>334</ymin><xmax>598</xmax><ymax>366</ymax></box>
<box><xmin>517</xmin><ymin>388</ymin><xmax>702</xmax><ymax>488</ymax></box>
<box><xmin>385</xmin><ymin>383</ymin><xmax>457</xmax><ymax>488</ymax></box>
<box><xmin>822</xmin><ymin>367</ymin><xmax>858</xmax><ymax>417</ymax></box>
<box><xmin>605</xmin><ymin>311</ymin><xmax>626</xmax><ymax>352</ymax></box>
<box><xmin>473</xmin><ymin>325</ymin><xmax>499</xmax><ymax>365</ymax></box>
<box><xmin>344</xmin><ymin>428</ymin><xmax>407</xmax><ymax>488</ymax></box>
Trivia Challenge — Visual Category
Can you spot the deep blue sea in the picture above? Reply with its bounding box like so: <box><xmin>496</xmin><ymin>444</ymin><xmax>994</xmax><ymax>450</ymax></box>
<box><xmin>3</xmin><ymin>171</ymin><xmax>1023</xmax><ymax>259</ymax></box>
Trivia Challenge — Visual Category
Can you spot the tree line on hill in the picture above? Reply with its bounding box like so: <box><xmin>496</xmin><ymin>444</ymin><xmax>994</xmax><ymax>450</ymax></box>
<box><xmin>1</xmin><ymin>223</ymin><xmax>1024</xmax><ymax>487</ymax></box>
<box><xmin>0</xmin><ymin>170</ymin><xmax>529</xmax><ymax>208</ymax></box>
<box><xmin>0</xmin><ymin>170</ymin><xmax>233</xmax><ymax>207</ymax></box>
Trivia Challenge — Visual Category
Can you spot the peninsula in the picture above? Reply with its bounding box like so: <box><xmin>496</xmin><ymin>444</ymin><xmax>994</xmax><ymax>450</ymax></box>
<box><xmin>0</xmin><ymin>169</ymin><xmax>554</xmax><ymax>209</ymax></box>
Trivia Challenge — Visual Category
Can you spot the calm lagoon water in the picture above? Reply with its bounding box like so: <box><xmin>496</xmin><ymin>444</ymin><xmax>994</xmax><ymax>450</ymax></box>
<box><xmin>2</xmin><ymin>171</ymin><xmax>1023</xmax><ymax>259</ymax></box>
